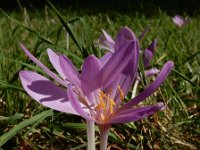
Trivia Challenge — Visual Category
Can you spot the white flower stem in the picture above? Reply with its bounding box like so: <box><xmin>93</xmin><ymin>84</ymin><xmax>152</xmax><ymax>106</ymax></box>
<box><xmin>87</xmin><ymin>120</ymin><xmax>96</xmax><ymax>150</ymax></box>
<box><xmin>99</xmin><ymin>125</ymin><xmax>110</xmax><ymax>150</ymax></box>
<box><xmin>131</xmin><ymin>79</ymin><xmax>140</xmax><ymax>99</ymax></box>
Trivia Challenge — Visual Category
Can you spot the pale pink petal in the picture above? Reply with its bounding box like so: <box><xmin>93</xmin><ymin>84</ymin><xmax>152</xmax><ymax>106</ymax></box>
<box><xmin>67</xmin><ymin>84</ymin><xmax>92</xmax><ymax>120</ymax></box>
<box><xmin>59</xmin><ymin>55</ymin><xmax>81</xmax><ymax>88</ymax></box>
<box><xmin>19</xmin><ymin>70</ymin><xmax>78</xmax><ymax>115</ymax></box>
<box><xmin>20</xmin><ymin>43</ymin><xmax>66</xmax><ymax>86</ymax></box>
<box><xmin>47</xmin><ymin>49</ymin><xmax>70</xmax><ymax>83</ymax></box>
<box><xmin>99</xmin><ymin>29</ymin><xmax>115</xmax><ymax>52</ymax></box>
<box><xmin>172</xmin><ymin>15</ymin><xmax>188</xmax><ymax>27</ymax></box>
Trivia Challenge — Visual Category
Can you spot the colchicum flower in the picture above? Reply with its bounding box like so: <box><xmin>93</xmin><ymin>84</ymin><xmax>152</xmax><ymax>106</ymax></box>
<box><xmin>19</xmin><ymin>27</ymin><xmax>173</xmax><ymax>150</ymax></box>
<box><xmin>100</xmin><ymin>27</ymin><xmax>159</xmax><ymax>77</ymax></box>
<box><xmin>99</xmin><ymin>27</ymin><xmax>160</xmax><ymax>99</ymax></box>
<box><xmin>172</xmin><ymin>15</ymin><xmax>189</xmax><ymax>27</ymax></box>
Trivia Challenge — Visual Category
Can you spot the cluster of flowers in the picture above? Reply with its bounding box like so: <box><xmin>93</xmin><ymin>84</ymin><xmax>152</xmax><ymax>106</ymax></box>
<box><xmin>19</xmin><ymin>27</ymin><xmax>173</xmax><ymax>149</ymax></box>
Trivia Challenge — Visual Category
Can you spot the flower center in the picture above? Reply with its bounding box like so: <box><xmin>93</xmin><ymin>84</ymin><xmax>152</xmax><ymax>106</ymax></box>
<box><xmin>95</xmin><ymin>86</ymin><xmax>124</xmax><ymax>122</ymax></box>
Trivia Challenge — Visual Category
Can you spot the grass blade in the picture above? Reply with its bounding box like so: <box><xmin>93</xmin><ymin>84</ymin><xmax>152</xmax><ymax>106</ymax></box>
<box><xmin>0</xmin><ymin>9</ymin><xmax>55</xmax><ymax>45</ymax></box>
<box><xmin>0</xmin><ymin>80</ymin><xmax>23</xmax><ymax>91</ymax></box>
<box><xmin>179</xmin><ymin>50</ymin><xmax>200</xmax><ymax>66</ymax></box>
<box><xmin>0</xmin><ymin>113</ymin><xmax>23</xmax><ymax>122</ymax></box>
<box><xmin>172</xmin><ymin>69</ymin><xmax>196</xmax><ymax>86</ymax></box>
<box><xmin>47</xmin><ymin>0</ymin><xmax>82</xmax><ymax>52</ymax></box>
<box><xmin>0</xmin><ymin>110</ymin><xmax>53</xmax><ymax>147</ymax></box>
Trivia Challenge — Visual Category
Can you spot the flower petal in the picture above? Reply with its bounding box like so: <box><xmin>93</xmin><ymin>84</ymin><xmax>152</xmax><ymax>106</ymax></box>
<box><xmin>145</xmin><ymin>68</ymin><xmax>160</xmax><ymax>77</ymax></box>
<box><xmin>109</xmin><ymin>102</ymin><xmax>165</xmax><ymax>124</ymax></box>
<box><xmin>67</xmin><ymin>84</ymin><xmax>92</xmax><ymax>120</ymax></box>
<box><xmin>120</xmin><ymin>61</ymin><xmax>174</xmax><ymax>111</ymax></box>
<box><xmin>114</xmin><ymin>27</ymin><xmax>136</xmax><ymax>52</ymax></box>
<box><xmin>101</xmin><ymin>40</ymin><xmax>136</xmax><ymax>88</ymax></box>
<box><xmin>99</xmin><ymin>29</ymin><xmax>115</xmax><ymax>52</ymax></box>
<box><xmin>47</xmin><ymin>49</ymin><xmax>70</xmax><ymax>83</ymax></box>
<box><xmin>109</xmin><ymin>39</ymin><xmax>139</xmax><ymax>105</ymax></box>
<box><xmin>59</xmin><ymin>54</ymin><xmax>81</xmax><ymax>88</ymax></box>
<box><xmin>172</xmin><ymin>15</ymin><xmax>185</xmax><ymax>27</ymax></box>
<box><xmin>19</xmin><ymin>70</ymin><xmax>78</xmax><ymax>115</ymax></box>
<box><xmin>108</xmin><ymin>74</ymin><xmax>131</xmax><ymax>108</ymax></box>
<box><xmin>85</xmin><ymin>89</ymin><xmax>99</xmax><ymax>106</ymax></box>
<box><xmin>142</xmin><ymin>39</ymin><xmax>156</xmax><ymax>68</ymax></box>
<box><xmin>113</xmin><ymin>41</ymin><xmax>139</xmax><ymax>104</ymax></box>
<box><xmin>81</xmin><ymin>55</ymin><xmax>102</xmax><ymax>94</ymax></box>
<box><xmin>20</xmin><ymin>44</ymin><xmax>66</xmax><ymax>86</ymax></box>
<box><xmin>99</xmin><ymin>52</ymin><xmax>113</xmax><ymax>67</ymax></box>
<box><xmin>122</xmin><ymin>39</ymin><xmax>140</xmax><ymax>83</ymax></box>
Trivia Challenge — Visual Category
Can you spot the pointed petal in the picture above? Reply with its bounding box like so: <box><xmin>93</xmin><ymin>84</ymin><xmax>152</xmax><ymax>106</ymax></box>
<box><xmin>67</xmin><ymin>84</ymin><xmax>92</xmax><ymax>120</ymax></box>
<box><xmin>102</xmin><ymin>30</ymin><xmax>115</xmax><ymax>45</ymax></box>
<box><xmin>59</xmin><ymin>55</ymin><xmax>81</xmax><ymax>88</ymax></box>
<box><xmin>99</xmin><ymin>29</ymin><xmax>115</xmax><ymax>52</ymax></box>
<box><xmin>122</xmin><ymin>39</ymin><xmax>140</xmax><ymax>86</ymax></box>
<box><xmin>109</xmin><ymin>102</ymin><xmax>165</xmax><ymax>124</ymax></box>
<box><xmin>121</xmin><ymin>61</ymin><xmax>174</xmax><ymax>111</ymax></box>
<box><xmin>114</xmin><ymin>27</ymin><xmax>136</xmax><ymax>52</ymax></box>
<box><xmin>101</xmin><ymin>40</ymin><xmax>136</xmax><ymax>88</ymax></box>
<box><xmin>81</xmin><ymin>55</ymin><xmax>102</xmax><ymax>94</ymax></box>
<box><xmin>19</xmin><ymin>70</ymin><xmax>78</xmax><ymax>115</ymax></box>
<box><xmin>112</xmin><ymin>41</ymin><xmax>139</xmax><ymax>105</ymax></box>
<box><xmin>47</xmin><ymin>49</ymin><xmax>70</xmax><ymax>83</ymax></box>
<box><xmin>142</xmin><ymin>39</ymin><xmax>156</xmax><ymax>68</ymax></box>
<box><xmin>20</xmin><ymin>44</ymin><xmax>66</xmax><ymax>86</ymax></box>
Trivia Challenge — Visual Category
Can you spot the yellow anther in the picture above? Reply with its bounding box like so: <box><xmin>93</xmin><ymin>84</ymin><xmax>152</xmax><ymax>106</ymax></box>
<box><xmin>109</xmin><ymin>98</ymin><xmax>115</xmax><ymax>114</ymax></box>
<box><xmin>118</xmin><ymin>86</ymin><xmax>124</xmax><ymax>101</ymax></box>
<box><xmin>96</xmin><ymin>97</ymin><xmax>106</xmax><ymax>111</ymax></box>
<box><xmin>99</xmin><ymin>91</ymin><xmax>106</xmax><ymax>98</ymax></box>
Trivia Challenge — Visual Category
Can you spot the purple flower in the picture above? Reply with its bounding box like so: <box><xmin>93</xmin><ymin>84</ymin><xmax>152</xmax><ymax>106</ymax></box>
<box><xmin>99</xmin><ymin>27</ymin><xmax>136</xmax><ymax>53</ymax></box>
<box><xmin>172</xmin><ymin>15</ymin><xmax>189</xmax><ymax>27</ymax></box>
<box><xmin>142</xmin><ymin>39</ymin><xmax>156</xmax><ymax>68</ymax></box>
<box><xmin>19</xmin><ymin>41</ymin><xmax>173</xmax><ymax>125</ymax></box>
<box><xmin>100</xmin><ymin>27</ymin><xmax>159</xmax><ymax>79</ymax></box>
<box><xmin>97</xmin><ymin>27</ymin><xmax>173</xmax><ymax>149</ymax></box>
<box><xmin>19</xmin><ymin>28</ymin><xmax>173</xmax><ymax>149</ymax></box>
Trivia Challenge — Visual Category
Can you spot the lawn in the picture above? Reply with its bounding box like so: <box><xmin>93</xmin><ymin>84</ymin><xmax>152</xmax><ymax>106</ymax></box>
<box><xmin>0</xmin><ymin>1</ymin><xmax>199</xmax><ymax>149</ymax></box>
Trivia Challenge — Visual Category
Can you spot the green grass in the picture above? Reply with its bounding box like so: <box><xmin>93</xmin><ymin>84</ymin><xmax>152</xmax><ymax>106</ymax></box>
<box><xmin>0</xmin><ymin>4</ymin><xmax>200</xmax><ymax>150</ymax></box>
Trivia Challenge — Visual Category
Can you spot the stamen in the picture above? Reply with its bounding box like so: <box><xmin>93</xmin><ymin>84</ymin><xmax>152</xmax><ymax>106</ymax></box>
<box><xmin>96</xmin><ymin>94</ymin><xmax>106</xmax><ymax>110</ymax></box>
<box><xmin>99</xmin><ymin>90</ymin><xmax>106</xmax><ymax>98</ymax></box>
<box><xmin>109</xmin><ymin>98</ymin><xmax>115</xmax><ymax>114</ymax></box>
<box><xmin>95</xmin><ymin>90</ymin><xmax>116</xmax><ymax>122</ymax></box>
<box><xmin>118</xmin><ymin>86</ymin><xmax>124</xmax><ymax>100</ymax></box>
<box><xmin>73</xmin><ymin>88</ymin><xmax>93</xmax><ymax>111</ymax></box>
